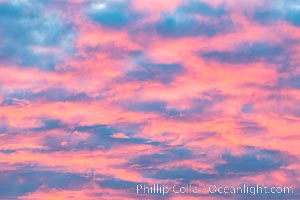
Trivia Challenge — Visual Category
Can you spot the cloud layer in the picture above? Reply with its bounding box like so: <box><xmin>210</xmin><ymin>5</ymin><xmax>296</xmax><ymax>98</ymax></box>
<box><xmin>0</xmin><ymin>0</ymin><xmax>299</xmax><ymax>199</ymax></box>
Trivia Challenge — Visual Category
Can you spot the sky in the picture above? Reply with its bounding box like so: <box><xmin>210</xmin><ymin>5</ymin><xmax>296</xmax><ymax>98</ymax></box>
<box><xmin>0</xmin><ymin>0</ymin><xmax>300</xmax><ymax>199</ymax></box>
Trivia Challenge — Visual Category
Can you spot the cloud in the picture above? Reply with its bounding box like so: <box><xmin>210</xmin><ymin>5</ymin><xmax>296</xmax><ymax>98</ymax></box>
<box><xmin>0</xmin><ymin>149</ymin><xmax>16</xmax><ymax>154</ymax></box>
<box><xmin>156</xmin><ymin>13</ymin><xmax>232</xmax><ymax>38</ymax></box>
<box><xmin>0</xmin><ymin>170</ymin><xmax>88</xmax><ymax>198</ymax></box>
<box><xmin>129</xmin><ymin>148</ymin><xmax>193</xmax><ymax>168</ymax></box>
<box><xmin>155</xmin><ymin>0</ymin><xmax>231</xmax><ymax>38</ymax></box>
<box><xmin>241</xmin><ymin>103</ymin><xmax>254</xmax><ymax>113</ymax></box>
<box><xmin>122</xmin><ymin>99</ymin><xmax>185</xmax><ymax>120</ymax></box>
<box><xmin>179</xmin><ymin>0</ymin><xmax>226</xmax><ymax>17</ymax></box>
<box><xmin>0</xmin><ymin>0</ymin><xmax>300</xmax><ymax>199</ymax></box>
<box><xmin>33</xmin><ymin>119</ymin><xmax>65</xmax><ymax>132</ymax></box>
<box><xmin>98</xmin><ymin>178</ymin><xmax>137</xmax><ymax>190</ymax></box>
<box><xmin>278</xmin><ymin>75</ymin><xmax>300</xmax><ymax>89</ymax></box>
<box><xmin>125</xmin><ymin>100</ymin><xmax>167</xmax><ymax>113</ymax></box>
<box><xmin>0</xmin><ymin>1</ymin><xmax>75</xmax><ymax>70</ymax></box>
<box><xmin>126</xmin><ymin>62</ymin><xmax>184</xmax><ymax>84</ymax></box>
<box><xmin>236</xmin><ymin>120</ymin><xmax>266</xmax><ymax>135</ymax></box>
<box><xmin>121</xmin><ymin>89</ymin><xmax>224</xmax><ymax>121</ymax></box>
<box><xmin>41</xmin><ymin>124</ymin><xmax>161</xmax><ymax>151</ymax></box>
<box><xmin>201</xmin><ymin>42</ymin><xmax>284</xmax><ymax>64</ymax></box>
<box><xmin>1</xmin><ymin>88</ymin><xmax>91</xmax><ymax>106</ymax></box>
<box><xmin>150</xmin><ymin>167</ymin><xmax>216</xmax><ymax>182</ymax></box>
<box><xmin>254</xmin><ymin>0</ymin><xmax>300</xmax><ymax>26</ymax></box>
<box><xmin>87</xmin><ymin>0</ymin><xmax>141</xmax><ymax>29</ymax></box>
<box><xmin>215</xmin><ymin>147</ymin><xmax>287</xmax><ymax>176</ymax></box>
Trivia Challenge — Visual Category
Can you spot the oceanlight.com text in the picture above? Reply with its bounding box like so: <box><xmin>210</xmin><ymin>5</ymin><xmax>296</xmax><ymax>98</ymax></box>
<box><xmin>133</xmin><ymin>183</ymin><xmax>294</xmax><ymax>196</ymax></box>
